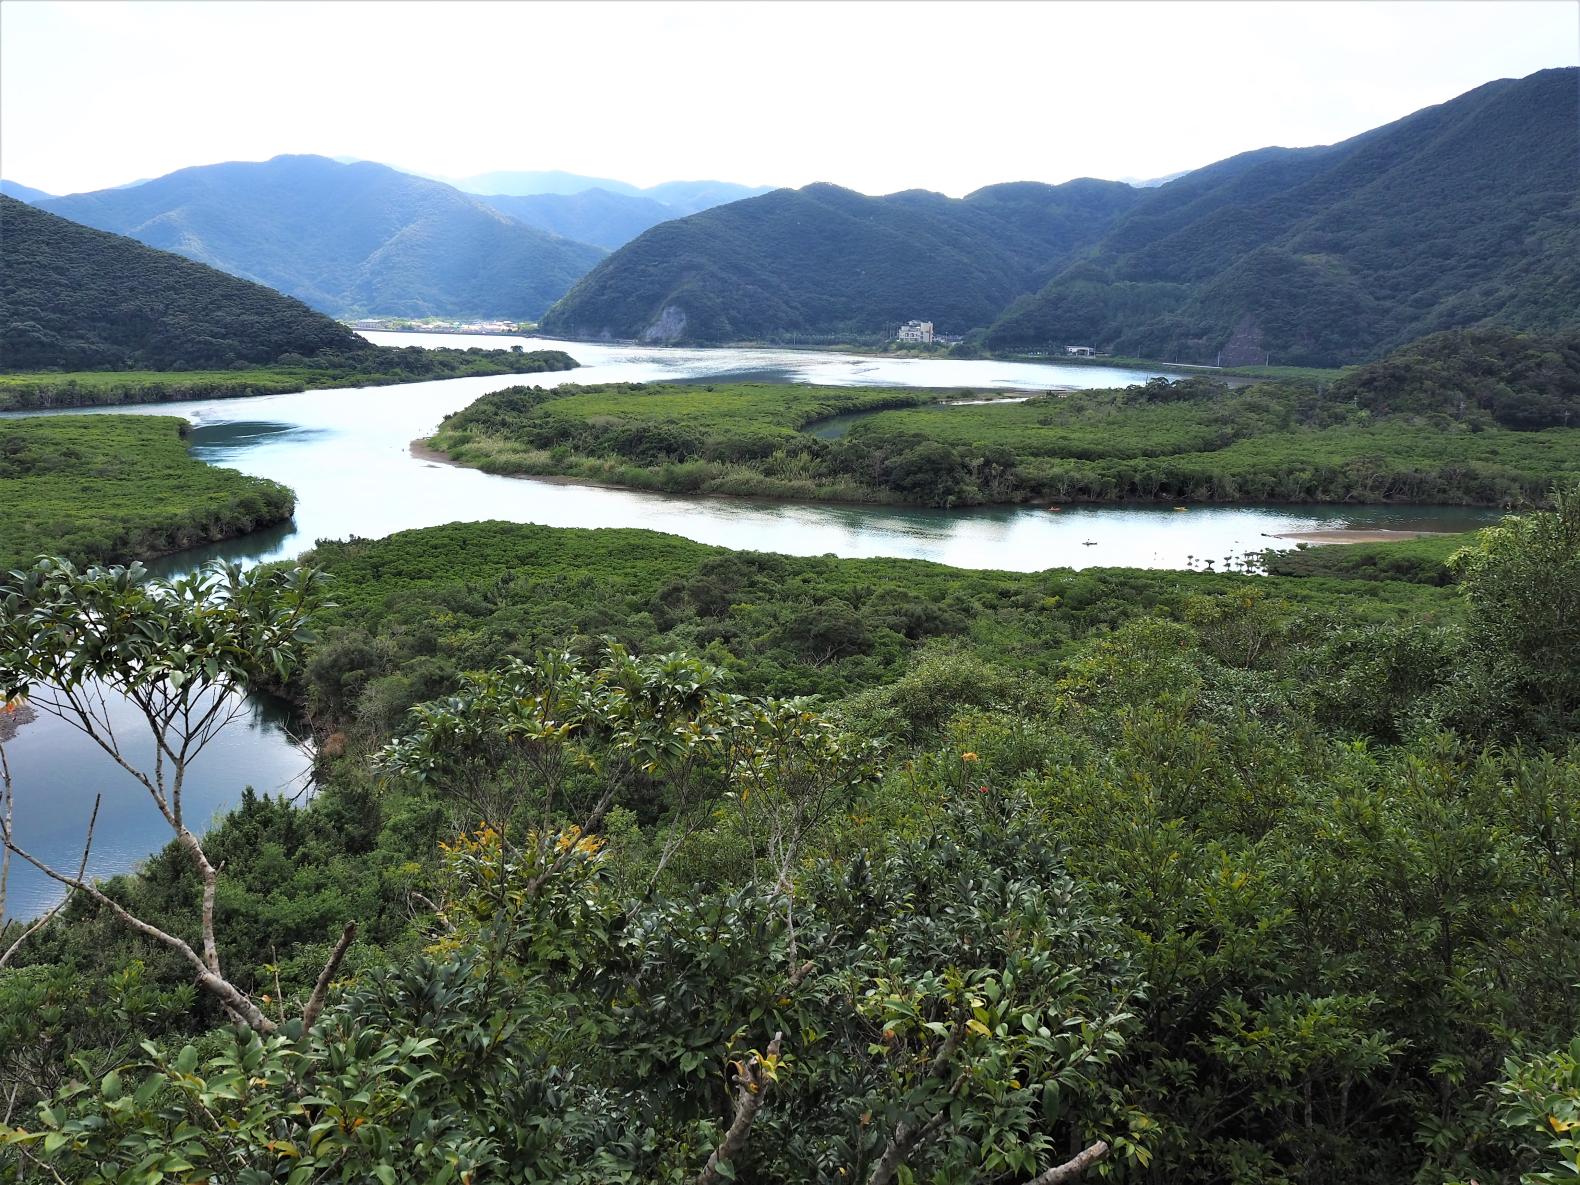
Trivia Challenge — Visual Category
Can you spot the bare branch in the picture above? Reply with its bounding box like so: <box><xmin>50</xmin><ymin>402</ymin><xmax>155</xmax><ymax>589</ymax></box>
<box><xmin>695</xmin><ymin>1031</ymin><xmax>783</xmax><ymax>1185</ymax></box>
<box><xmin>302</xmin><ymin>921</ymin><xmax>358</xmax><ymax>1030</ymax></box>
<box><xmin>0</xmin><ymin>831</ymin><xmax>275</xmax><ymax>1034</ymax></box>
<box><xmin>0</xmin><ymin>743</ymin><xmax>11</xmax><ymax>927</ymax></box>
<box><xmin>0</xmin><ymin>792</ymin><xmax>99</xmax><ymax>969</ymax></box>
<box><xmin>1025</xmin><ymin>1141</ymin><xmax>1111</xmax><ymax>1185</ymax></box>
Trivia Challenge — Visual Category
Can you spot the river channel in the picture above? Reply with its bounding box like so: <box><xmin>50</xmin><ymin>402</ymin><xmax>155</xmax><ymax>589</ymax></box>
<box><xmin>1</xmin><ymin>335</ymin><xmax>1499</xmax><ymax>917</ymax></box>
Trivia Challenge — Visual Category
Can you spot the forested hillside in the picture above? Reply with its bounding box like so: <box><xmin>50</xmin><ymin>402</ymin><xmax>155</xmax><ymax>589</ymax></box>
<box><xmin>985</xmin><ymin>67</ymin><xmax>1580</xmax><ymax>365</ymax></box>
<box><xmin>37</xmin><ymin>155</ymin><xmax>607</xmax><ymax>319</ymax></box>
<box><xmin>0</xmin><ymin>196</ymin><xmax>368</xmax><ymax>370</ymax></box>
<box><xmin>1330</xmin><ymin>325</ymin><xmax>1580</xmax><ymax>427</ymax></box>
<box><xmin>542</xmin><ymin>68</ymin><xmax>1577</xmax><ymax>358</ymax></box>
<box><xmin>540</xmin><ymin>179</ymin><xmax>1141</xmax><ymax>342</ymax></box>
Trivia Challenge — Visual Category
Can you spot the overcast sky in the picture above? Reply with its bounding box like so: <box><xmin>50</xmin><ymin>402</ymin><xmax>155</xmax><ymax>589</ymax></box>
<box><xmin>2</xmin><ymin>0</ymin><xmax>1575</xmax><ymax>198</ymax></box>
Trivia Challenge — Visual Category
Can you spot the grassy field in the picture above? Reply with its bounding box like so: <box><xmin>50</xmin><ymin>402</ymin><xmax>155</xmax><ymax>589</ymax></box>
<box><xmin>428</xmin><ymin>376</ymin><xmax>1580</xmax><ymax>508</ymax></box>
<box><xmin>0</xmin><ymin>347</ymin><xmax>578</xmax><ymax>412</ymax></box>
<box><xmin>0</xmin><ymin>415</ymin><xmax>295</xmax><ymax>568</ymax></box>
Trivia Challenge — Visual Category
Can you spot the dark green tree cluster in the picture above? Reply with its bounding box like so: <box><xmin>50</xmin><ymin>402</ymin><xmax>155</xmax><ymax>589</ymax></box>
<box><xmin>1331</xmin><ymin>326</ymin><xmax>1580</xmax><ymax>428</ymax></box>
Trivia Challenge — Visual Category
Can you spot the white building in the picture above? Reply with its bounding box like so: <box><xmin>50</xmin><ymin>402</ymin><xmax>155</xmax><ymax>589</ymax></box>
<box><xmin>1064</xmin><ymin>345</ymin><xmax>1095</xmax><ymax>357</ymax></box>
<box><xmin>897</xmin><ymin>319</ymin><xmax>935</xmax><ymax>344</ymax></box>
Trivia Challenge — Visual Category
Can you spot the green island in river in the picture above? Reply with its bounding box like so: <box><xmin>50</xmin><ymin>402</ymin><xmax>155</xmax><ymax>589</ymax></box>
<box><xmin>0</xmin><ymin>415</ymin><xmax>296</xmax><ymax>569</ymax></box>
<box><xmin>427</xmin><ymin>328</ymin><xmax>1580</xmax><ymax>510</ymax></box>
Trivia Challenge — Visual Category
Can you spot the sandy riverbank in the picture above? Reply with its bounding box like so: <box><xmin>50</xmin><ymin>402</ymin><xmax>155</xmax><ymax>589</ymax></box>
<box><xmin>1273</xmin><ymin>528</ymin><xmax>1451</xmax><ymax>545</ymax></box>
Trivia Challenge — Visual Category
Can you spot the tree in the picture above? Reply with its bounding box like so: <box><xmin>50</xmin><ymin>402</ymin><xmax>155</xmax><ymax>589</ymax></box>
<box><xmin>1448</xmin><ymin>485</ymin><xmax>1580</xmax><ymax>740</ymax></box>
<box><xmin>0</xmin><ymin>558</ymin><xmax>343</xmax><ymax>1034</ymax></box>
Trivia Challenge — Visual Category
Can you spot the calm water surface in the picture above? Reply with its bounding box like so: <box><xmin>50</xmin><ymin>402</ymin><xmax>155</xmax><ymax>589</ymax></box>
<box><xmin>2</xmin><ymin>334</ymin><xmax>1499</xmax><ymax>917</ymax></box>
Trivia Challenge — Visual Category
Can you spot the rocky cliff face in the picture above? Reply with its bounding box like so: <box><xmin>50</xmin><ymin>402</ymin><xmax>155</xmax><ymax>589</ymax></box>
<box><xmin>639</xmin><ymin>304</ymin><xmax>688</xmax><ymax>344</ymax></box>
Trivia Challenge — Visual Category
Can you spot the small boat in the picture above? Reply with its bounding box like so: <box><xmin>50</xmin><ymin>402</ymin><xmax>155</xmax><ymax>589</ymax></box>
<box><xmin>1173</xmin><ymin>506</ymin><xmax>1188</xmax><ymax>511</ymax></box>
<box><xmin>1045</xmin><ymin>505</ymin><xmax>1062</xmax><ymax>512</ymax></box>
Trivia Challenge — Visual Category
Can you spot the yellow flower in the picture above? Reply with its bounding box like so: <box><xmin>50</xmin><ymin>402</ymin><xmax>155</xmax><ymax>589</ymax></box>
<box><xmin>961</xmin><ymin>752</ymin><xmax>979</xmax><ymax>762</ymax></box>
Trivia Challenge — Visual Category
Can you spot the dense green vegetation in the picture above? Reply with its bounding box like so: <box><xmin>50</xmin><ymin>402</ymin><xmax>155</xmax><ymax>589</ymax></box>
<box><xmin>4</xmin><ymin>494</ymin><xmax>1579</xmax><ymax>1182</ymax></box>
<box><xmin>429</xmin><ymin>365</ymin><xmax>1580</xmax><ymax>508</ymax></box>
<box><xmin>0</xmin><ymin>415</ymin><xmax>295</xmax><ymax>567</ymax></box>
<box><xmin>541</xmin><ymin>179</ymin><xmax>1141</xmax><ymax>342</ymax></box>
<box><xmin>986</xmin><ymin>68</ymin><xmax>1580</xmax><ymax>365</ymax></box>
<box><xmin>1331</xmin><ymin>325</ymin><xmax>1580</xmax><ymax>428</ymax></box>
<box><xmin>35</xmin><ymin>155</ymin><xmax>607</xmax><ymax>320</ymax></box>
<box><xmin>430</xmin><ymin>381</ymin><xmax>943</xmax><ymax>500</ymax></box>
<box><xmin>0</xmin><ymin>347</ymin><xmax>579</xmax><ymax>411</ymax></box>
<box><xmin>1</xmin><ymin>195</ymin><xmax>366</xmax><ymax>370</ymax></box>
<box><xmin>296</xmin><ymin>520</ymin><xmax>1451</xmax><ymax>719</ymax></box>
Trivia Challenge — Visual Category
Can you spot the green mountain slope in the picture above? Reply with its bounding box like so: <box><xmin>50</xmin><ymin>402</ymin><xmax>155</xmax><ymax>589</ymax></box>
<box><xmin>540</xmin><ymin>178</ymin><xmax>1142</xmax><ymax>343</ymax></box>
<box><xmin>0</xmin><ymin>196</ymin><xmax>369</xmax><ymax>370</ymax></box>
<box><xmin>38</xmin><ymin>156</ymin><xmax>606</xmax><ymax>320</ymax></box>
<box><xmin>1330</xmin><ymin>326</ymin><xmax>1580</xmax><ymax>429</ymax></box>
<box><xmin>985</xmin><ymin>67</ymin><xmax>1580</xmax><ymax>366</ymax></box>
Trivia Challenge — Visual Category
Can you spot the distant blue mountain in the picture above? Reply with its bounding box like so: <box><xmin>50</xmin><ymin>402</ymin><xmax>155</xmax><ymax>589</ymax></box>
<box><xmin>0</xmin><ymin>179</ymin><xmax>52</xmax><ymax>203</ymax></box>
<box><xmin>452</xmin><ymin>171</ymin><xmax>774</xmax><ymax>217</ymax></box>
<box><xmin>477</xmin><ymin>189</ymin><xmax>677</xmax><ymax>251</ymax></box>
<box><xmin>38</xmin><ymin>155</ymin><xmax>606</xmax><ymax>320</ymax></box>
<box><xmin>455</xmin><ymin>170</ymin><xmax>645</xmax><ymax>198</ymax></box>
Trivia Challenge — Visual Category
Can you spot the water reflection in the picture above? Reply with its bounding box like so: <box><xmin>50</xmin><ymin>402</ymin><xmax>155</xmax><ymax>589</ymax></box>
<box><xmin>3</xmin><ymin>684</ymin><xmax>311</xmax><ymax>920</ymax></box>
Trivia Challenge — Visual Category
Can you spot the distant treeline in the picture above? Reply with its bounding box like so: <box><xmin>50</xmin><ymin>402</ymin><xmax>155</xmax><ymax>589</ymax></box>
<box><xmin>0</xmin><ymin>347</ymin><xmax>579</xmax><ymax>412</ymax></box>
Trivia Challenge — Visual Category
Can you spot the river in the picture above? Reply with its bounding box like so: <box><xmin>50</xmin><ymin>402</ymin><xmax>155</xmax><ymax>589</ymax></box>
<box><xmin>1</xmin><ymin>335</ymin><xmax>1498</xmax><ymax>918</ymax></box>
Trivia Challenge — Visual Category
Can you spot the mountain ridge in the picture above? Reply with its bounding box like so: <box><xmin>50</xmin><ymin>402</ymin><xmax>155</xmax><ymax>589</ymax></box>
<box><xmin>983</xmin><ymin>67</ymin><xmax>1580</xmax><ymax>366</ymax></box>
<box><xmin>35</xmin><ymin>155</ymin><xmax>607</xmax><ymax>320</ymax></box>
<box><xmin>541</xmin><ymin>68</ymin><xmax>1578</xmax><ymax>360</ymax></box>
<box><xmin>540</xmin><ymin>178</ymin><xmax>1142</xmax><ymax>343</ymax></box>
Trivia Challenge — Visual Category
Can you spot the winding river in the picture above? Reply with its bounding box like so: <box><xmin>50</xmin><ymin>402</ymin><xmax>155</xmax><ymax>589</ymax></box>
<box><xmin>2</xmin><ymin>335</ymin><xmax>1498</xmax><ymax>917</ymax></box>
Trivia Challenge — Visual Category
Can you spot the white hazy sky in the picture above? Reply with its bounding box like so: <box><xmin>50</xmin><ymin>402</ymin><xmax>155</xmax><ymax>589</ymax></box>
<box><xmin>2</xmin><ymin>0</ymin><xmax>1576</xmax><ymax>198</ymax></box>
